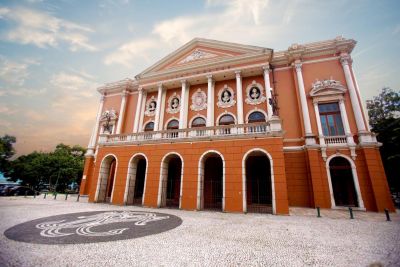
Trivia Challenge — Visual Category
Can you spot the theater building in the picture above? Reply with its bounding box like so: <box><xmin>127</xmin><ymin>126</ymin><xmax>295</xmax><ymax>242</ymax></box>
<box><xmin>79</xmin><ymin>36</ymin><xmax>395</xmax><ymax>214</ymax></box>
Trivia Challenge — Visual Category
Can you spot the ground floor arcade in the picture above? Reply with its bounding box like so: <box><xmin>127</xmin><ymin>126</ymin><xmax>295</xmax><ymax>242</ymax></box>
<box><xmin>80</xmin><ymin>138</ymin><xmax>395</xmax><ymax>214</ymax></box>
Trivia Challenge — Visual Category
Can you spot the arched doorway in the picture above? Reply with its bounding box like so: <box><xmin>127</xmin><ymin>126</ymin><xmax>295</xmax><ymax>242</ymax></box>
<box><xmin>197</xmin><ymin>151</ymin><xmax>224</xmax><ymax>211</ymax></box>
<box><xmin>329</xmin><ymin>156</ymin><xmax>359</xmax><ymax>207</ymax></box>
<box><xmin>243</xmin><ymin>149</ymin><xmax>273</xmax><ymax>214</ymax></box>
<box><xmin>95</xmin><ymin>154</ymin><xmax>117</xmax><ymax>203</ymax></box>
<box><xmin>125</xmin><ymin>154</ymin><xmax>147</xmax><ymax>206</ymax></box>
<box><xmin>158</xmin><ymin>153</ymin><xmax>183</xmax><ymax>209</ymax></box>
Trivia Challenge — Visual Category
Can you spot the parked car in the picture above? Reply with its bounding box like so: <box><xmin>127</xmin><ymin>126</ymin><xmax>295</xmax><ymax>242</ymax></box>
<box><xmin>0</xmin><ymin>185</ymin><xmax>17</xmax><ymax>196</ymax></box>
<box><xmin>7</xmin><ymin>186</ymin><xmax>36</xmax><ymax>196</ymax></box>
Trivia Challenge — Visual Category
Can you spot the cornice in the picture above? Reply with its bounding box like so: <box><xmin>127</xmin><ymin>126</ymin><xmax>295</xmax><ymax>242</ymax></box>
<box><xmin>97</xmin><ymin>36</ymin><xmax>357</xmax><ymax>95</ymax></box>
<box><xmin>137</xmin><ymin>51</ymin><xmax>271</xmax><ymax>83</ymax></box>
<box><xmin>97</xmin><ymin>78</ymin><xmax>139</xmax><ymax>95</ymax></box>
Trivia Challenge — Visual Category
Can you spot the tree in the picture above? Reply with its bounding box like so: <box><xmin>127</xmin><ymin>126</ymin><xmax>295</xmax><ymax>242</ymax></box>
<box><xmin>3</xmin><ymin>142</ymin><xmax>86</xmax><ymax>192</ymax></box>
<box><xmin>366</xmin><ymin>87</ymin><xmax>400</xmax><ymax>194</ymax></box>
<box><xmin>0</xmin><ymin>135</ymin><xmax>16</xmax><ymax>173</ymax></box>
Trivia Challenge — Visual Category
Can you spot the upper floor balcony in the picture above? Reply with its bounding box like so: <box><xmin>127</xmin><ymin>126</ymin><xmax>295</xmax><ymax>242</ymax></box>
<box><xmin>98</xmin><ymin>120</ymin><xmax>283</xmax><ymax>146</ymax></box>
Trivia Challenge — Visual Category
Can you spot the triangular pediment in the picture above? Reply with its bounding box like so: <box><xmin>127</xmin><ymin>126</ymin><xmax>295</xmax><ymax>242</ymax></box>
<box><xmin>138</xmin><ymin>38</ymin><xmax>269</xmax><ymax>77</ymax></box>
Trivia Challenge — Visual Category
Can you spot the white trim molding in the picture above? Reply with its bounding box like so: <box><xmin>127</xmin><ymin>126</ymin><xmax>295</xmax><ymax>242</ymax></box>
<box><xmin>325</xmin><ymin>153</ymin><xmax>365</xmax><ymax>209</ymax></box>
<box><xmin>216</xmin><ymin>111</ymin><xmax>237</xmax><ymax>126</ymax></box>
<box><xmin>94</xmin><ymin>153</ymin><xmax>118</xmax><ymax>203</ymax></box>
<box><xmin>164</xmin><ymin>116</ymin><xmax>180</xmax><ymax>130</ymax></box>
<box><xmin>197</xmin><ymin>150</ymin><xmax>226</xmax><ymax>211</ymax></box>
<box><xmin>123</xmin><ymin>153</ymin><xmax>149</xmax><ymax>206</ymax></box>
<box><xmin>245</xmin><ymin>108</ymin><xmax>268</xmax><ymax>123</ymax></box>
<box><xmin>189</xmin><ymin>114</ymin><xmax>207</xmax><ymax>127</ymax></box>
<box><xmin>157</xmin><ymin>152</ymin><xmax>185</xmax><ymax>209</ymax></box>
<box><xmin>242</xmin><ymin>148</ymin><xmax>276</xmax><ymax>214</ymax></box>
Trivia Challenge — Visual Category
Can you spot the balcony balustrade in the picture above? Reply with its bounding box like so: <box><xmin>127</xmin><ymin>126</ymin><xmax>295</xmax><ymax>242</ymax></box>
<box><xmin>98</xmin><ymin>122</ymin><xmax>279</xmax><ymax>145</ymax></box>
<box><xmin>323</xmin><ymin>135</ymin><xmax>348</xmax><ymax>145</ymax></box>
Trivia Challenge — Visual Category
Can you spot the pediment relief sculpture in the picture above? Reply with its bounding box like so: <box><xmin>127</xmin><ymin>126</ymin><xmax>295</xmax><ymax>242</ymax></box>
<box><xmin>144</xmin><ymin>96</ymin><xmax>157</xmax><ymax>116</ymax></box>
<box><xmin>190</xmin><ymin>89</ymin><xmax>207</xmax><ymax>111</ymax></box>
<box><xmin>166</xmin><ymin>92</ymin><xmax>181</xmax><ymax>114</ymax></box>
<box><xmin>245</xmin><ymin>80</ymin><xmax>266</xmax><ymax>105</ymax></box>
<box><xmin>178</xmin><ymin>49</ymin><xmax>218</xmax><ymax>64</ymax></box>
<box><xmin>310</xmin><ymin>78</ymin><xmax>347</xmax><ymax>97</ymax></box>
<box><xmin>217</xmin><ymin>85</ymin><xmax>236</xmax><ymax>108</ymax></box>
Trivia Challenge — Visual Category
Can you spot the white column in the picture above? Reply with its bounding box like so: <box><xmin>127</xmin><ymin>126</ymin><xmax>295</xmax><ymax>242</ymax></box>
<box><xmin>206</xmin><ymin>75</ymin><xmax>215</xmax><ymax>126</ymax></box>
<box><xmin>116</xmin><ymin>90</ymin><xmax>128</xmax><ymax>134</ymax></box>
<box><xmin>154</xmin><ymin>84</ymin><xmax>163</xmax><ymax>131</ymax></box>
<box><xmin>340</xmin><ymin>54</ymin><xmax>366</xmax><ymax>132</ymax></box>
<box><xmin>263</xmin><ymin>65</ymin><xmax>273</xmax><ymax>119</ymax></box>
<box><xmin>313</xmin><ymin>102</ymin><xmax>325</xmax><ymax>146</ymax></box>
<box><xmin>294</xmin><ymin>61</ymin><xmax>314</xmax><ymax>144</ymax></box>
<box><xmin>235</xmin><ymin>70</ymin><xmax>244</xmax><ymax>124</ymax></box>
<box><xmin>133</xmin><ymin>88</ymin><xmax>143</xmax><ymax>133</ymax></box>
<box><xmin>179</xmin><ymin>80</ymin><xmax>189</xmax><ymax>129</ymax></box>
<box><xmin>138</xmin><ymin>90</ymin><xmax>147</xmax><ymax>132</ymax></box>
<box><xmin>339</xmin><ymin>99</ymin><xmax>355</xmax><ymax>145</ymax></box>
<box><xmin>350</xmin><ymin>64</ymin><xmax>371</xmax><ymax>131</ymax></box>
<box><xmin>158</xmin><ymin>87</ymin><xmax>167</xmax><ymax>131</ymax></box>
<box><xmin>86</xmin><ymin>94</ymin><xmax>105</xmax><ymax>156</ymax></box>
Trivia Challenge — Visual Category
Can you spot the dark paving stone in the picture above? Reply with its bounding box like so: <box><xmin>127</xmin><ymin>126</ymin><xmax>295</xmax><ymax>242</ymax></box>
<box><xmin>4</xmin><ymin>210</ymin><xmax>182</xmax><ymax>244</ymax></box>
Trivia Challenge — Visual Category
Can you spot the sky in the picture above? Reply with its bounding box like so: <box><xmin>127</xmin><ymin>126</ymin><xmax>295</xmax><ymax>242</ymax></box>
<box><xmin>0</xmin><ymin>0</ymin><xmax>399</xmax><ymax>156</ymax></box>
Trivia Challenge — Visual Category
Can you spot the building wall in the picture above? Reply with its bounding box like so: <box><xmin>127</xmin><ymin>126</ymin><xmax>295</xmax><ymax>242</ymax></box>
<box><xmin>86</xmin><ymin>137</ymin><xmax>289</xmax><ymax>214</ymax></box>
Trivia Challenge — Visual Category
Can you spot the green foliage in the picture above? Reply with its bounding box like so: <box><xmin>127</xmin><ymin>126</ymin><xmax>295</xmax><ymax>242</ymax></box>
<box><xmin>2</xmin><ymin>142</ymin><xmax>86</xmax><ymax>192</ymax></box>
<box><xmin>0</xmin><ymin>135</ymin><xmax>16</xmax><ymax>174</ymax></box>
<box><xmin>366</xmin><ymin>87</ymin><xmax>400</xmax><ymax>193</ymax></box>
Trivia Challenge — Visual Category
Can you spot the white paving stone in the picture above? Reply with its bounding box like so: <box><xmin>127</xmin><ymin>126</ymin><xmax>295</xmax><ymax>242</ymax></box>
<box><xmin>0</xmin><ymin>197</ymin><xmax>399</xmax><ymax>267</ymax></box>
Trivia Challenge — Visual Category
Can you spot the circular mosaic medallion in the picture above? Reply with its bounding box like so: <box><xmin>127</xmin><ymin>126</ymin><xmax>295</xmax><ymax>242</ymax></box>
<box><xmin>4</xmin><ymin>210</ymin><xmax>182</xmax><ymax>244</ymax></box>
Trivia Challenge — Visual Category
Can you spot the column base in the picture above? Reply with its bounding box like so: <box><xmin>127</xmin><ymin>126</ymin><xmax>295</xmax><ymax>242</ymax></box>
<box><xmin>358</xmin><ymin>131</ymin><xmax>378</xmax><ymax>145</ymax></box>
<box><xmin>269</xmin><ymin>116</ymin><xmax>282</xmax><ymax>132</ymax></box>
<box><xmin>305</xmin><ymin>134</ymin><xmax>316</xmax><ymax>145</ymax></box>
<box><xmin>85</xmin><ymin>148</ymin><xmax>95</xmax><ymax>157</ymax></box>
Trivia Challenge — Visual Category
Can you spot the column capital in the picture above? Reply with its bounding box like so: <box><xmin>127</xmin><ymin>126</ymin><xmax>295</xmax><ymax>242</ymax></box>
<box><xmin>206</xmin><ymin>74</ymin><xmax>213</xmax><ymax>80</ymax></box>
<box><xmin>121</xmin><ymin>89</ymin><xmax>128</xmax><ymax>98</ymax></box>
<box><xmin>340</xmin><ymin>53</ymin><xmax>352</xmax><ymax>66</ymax></box>
<box><xmin>235</xmin><ymin>70</ymin><xmax>241</xmax><ymax>77</ymax></box>
<box><xmin>262</xmin><ymin>64</ymin><xmax>271</xmax><ymax>73</ymax></box>
<box><xmin>157</xmin><ymin>83</ymin><xmax>163</xmax><ymax>90</ymax></box>
<box><xmin>100</xmin><ymin>94</ymin><xmax>106</xmax><ymax>102</ymax></box>
<box><xmin>292</xmin><ymin>60</ymin><xmax>302</xmax><ymax>71</ymax></box>
<box><xmin>180</xmin><ymin>79</ymin><xmax>189</xmax><ymax>86</ymax></box>
<box><xmin>138</xmin><ymin>86</ymin><xmax>145</xmax><ymax>93</ymax></box>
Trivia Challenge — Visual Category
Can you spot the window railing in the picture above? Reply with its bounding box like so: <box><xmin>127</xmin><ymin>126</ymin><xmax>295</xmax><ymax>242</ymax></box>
<box><xmin>98</xmin><ymin>122</ymin><xmax>276</xmax><ymax>145</ymax></box>
<box><xmin>324</xmin><ymin>135</ymin><xmax>347</xmax><ymax>145</ymax></box>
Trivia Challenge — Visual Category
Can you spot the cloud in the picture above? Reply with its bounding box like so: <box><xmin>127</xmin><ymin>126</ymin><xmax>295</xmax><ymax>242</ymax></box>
<box><xmin>0</xmin><ymin>7</ymin><xmax>97</xmax><ymax>51</ymax></box>
<box><xmin>0</xmin><ymin>56</ymin><xmax>30</xmax><ymax>86</ymax></box>
<box><xmin>104</xmin><ymin>38</ymin><xmax>161</xmax><ymax>67</ymax></box>
<box><xmin>0</xmin><ymin>56</ymin><xmax>45</xmax><ymax>97</ymax></box>
<box><xmin>50</xmin><ymin>71</ymin><xmax>99</xmax><ymax>99</ymax></box>
<box><xmin>104</xmin><ymin>0</ymin><xmax>274</xmax><ymax>68</ymax></box>
<box><xmin>0</xmin><ymin>105</ymin><xmax>17</xmax><ymax>115</ymax></box>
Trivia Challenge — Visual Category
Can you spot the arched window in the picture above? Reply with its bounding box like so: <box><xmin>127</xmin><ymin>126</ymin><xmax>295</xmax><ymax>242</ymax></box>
<box><xmin>219</xmin><ymin>114</ymin><xmax>235</xmax><ymax>125</ymax></box>
<box><xmin>167</xmin><ymin>119</ymin><xmax>179</xmax><ymax>130</ymax></box>
<box><xmin>144</xmin><ymin>122</ymin><xmax>154</xmax><ymax>132</ymax></box>
<box><xmin>248</xmin><ymin>111</ymin><xmax>266</xmax><ymax>123</ymax></box>
<box><xmin>191</xmin><ymin>117</ymin><xmax>206</xmax><ymax>128</ymax></box>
